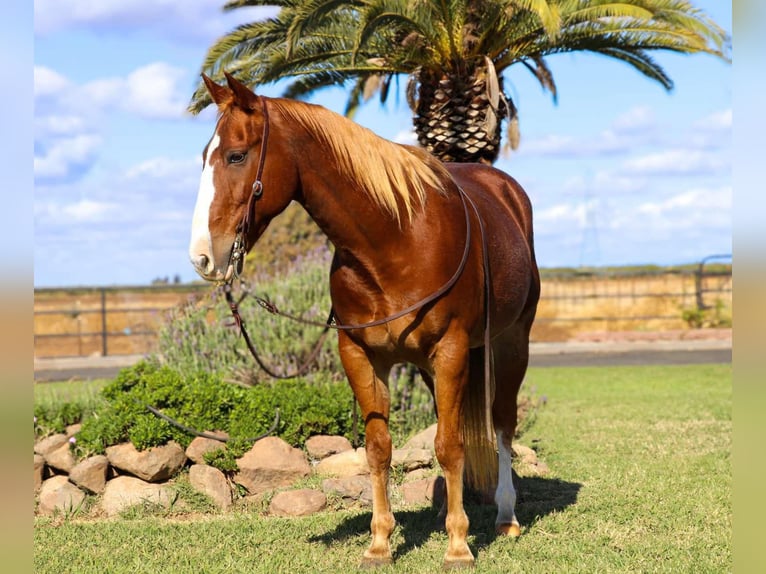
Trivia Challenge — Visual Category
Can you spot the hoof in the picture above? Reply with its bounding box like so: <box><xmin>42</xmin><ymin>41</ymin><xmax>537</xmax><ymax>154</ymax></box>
<box><xmin>360</xmin><ymin>556</ymin><xmax>393</xmax><ymax>569</ymax></box>
<box><xmin>442</xmin><ymin>557</ymin><xmax>475</xmax><ymax>570</ymax></box>
<box><xmin>495</xmin><ymin>522</ymin><xmax>521</xmax><ymax>537</ymax></box>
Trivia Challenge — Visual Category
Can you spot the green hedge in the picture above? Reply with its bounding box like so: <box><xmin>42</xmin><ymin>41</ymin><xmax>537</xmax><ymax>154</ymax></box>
<box><xmin>75</xmin><ymin>360</ymin><xmax>355</xmax><ymax>462</ymax></box>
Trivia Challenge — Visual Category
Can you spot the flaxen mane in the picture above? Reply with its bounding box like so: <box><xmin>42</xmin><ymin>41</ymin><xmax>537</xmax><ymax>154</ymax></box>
<box><xmin>272</xmin><ymin>99</ymin><xmax>450</xmax><ymax>225</ymax></box>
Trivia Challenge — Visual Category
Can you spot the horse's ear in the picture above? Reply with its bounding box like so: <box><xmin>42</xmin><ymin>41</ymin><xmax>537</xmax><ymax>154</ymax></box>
<box><xmin>223</xmin><ymin>71</ymin><xmax>260</xmax><ymax>111</ymax></box>
<box><xmin>202</xmin><ymin>73</ymin><xmax>233</xmax><ymax>108</ymax></box>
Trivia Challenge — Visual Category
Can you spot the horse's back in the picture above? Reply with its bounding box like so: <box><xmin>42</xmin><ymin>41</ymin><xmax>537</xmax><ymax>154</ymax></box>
<box><xmin>445</xmin><ymin>163</ymin><xmax>534</xmax><ymax>244</ymax></box>
<box><xmin>445</xmin><ymin>162</ymin><xmax>539</xmax><ymax>331</ymax></box>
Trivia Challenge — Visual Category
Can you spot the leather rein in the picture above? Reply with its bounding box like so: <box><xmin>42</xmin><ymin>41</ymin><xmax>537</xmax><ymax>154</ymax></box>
<box><xmin>223</xmin><ymin>97</ymin><xmax>492</xmax><ymax>389</ymax></box>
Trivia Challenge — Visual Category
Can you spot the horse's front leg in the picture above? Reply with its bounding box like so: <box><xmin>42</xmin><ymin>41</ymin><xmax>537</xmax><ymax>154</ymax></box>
<box><xmin>338</xmin><ymin>332</ymin><xmax>394</xmax><ymax>566</ymax></box>
<box><xmin>432</xmin><ymin>332</ymin><xmax>474</xmax><ymax>568</ymax></box>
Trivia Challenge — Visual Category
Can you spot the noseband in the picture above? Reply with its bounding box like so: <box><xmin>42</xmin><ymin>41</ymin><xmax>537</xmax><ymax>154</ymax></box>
<box><xmin>228</xmin><ymin>97</ymin><xmax>271</xmax><ymax>279</ymax></box>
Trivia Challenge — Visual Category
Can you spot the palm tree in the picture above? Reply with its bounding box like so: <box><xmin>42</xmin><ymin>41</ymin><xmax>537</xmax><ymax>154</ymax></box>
<box><xmin>188</xmin><ymin>0</ymin><xmax>729</xmax><ymax>165</ymax></box>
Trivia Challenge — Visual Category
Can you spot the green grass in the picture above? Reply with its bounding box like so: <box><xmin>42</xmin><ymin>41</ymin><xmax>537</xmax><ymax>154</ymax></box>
<box><xmin>34</xmin><ymin>364</ymin><xmax>731</xmax><ymax>573</ymax></box>
<box><xmin>34</xmin><ymin>379</ymin><xmax>109</xmax><ymax>410</ymax></box>
<box><xmin>34</xmin><ymin>379</ymin><xmax>109</xmax><ymax>436</ymax></box>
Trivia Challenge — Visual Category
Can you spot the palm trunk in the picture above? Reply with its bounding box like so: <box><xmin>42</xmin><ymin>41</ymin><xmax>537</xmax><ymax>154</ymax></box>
<box><xmin>411</xmin><ymin>63</ymin><xmax>515</xmax><ymax>165</ymax></box>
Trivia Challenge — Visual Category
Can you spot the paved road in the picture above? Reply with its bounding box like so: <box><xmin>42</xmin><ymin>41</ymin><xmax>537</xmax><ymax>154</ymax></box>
<box><xmin>34</xmin><ymin>339</ymin><xmax>731</xmax><ymax>382</ymax></box>
<box><xmin>528</xmin><ymin>339</ymin><xmax>731</xmax><ymax>368</ymax></box>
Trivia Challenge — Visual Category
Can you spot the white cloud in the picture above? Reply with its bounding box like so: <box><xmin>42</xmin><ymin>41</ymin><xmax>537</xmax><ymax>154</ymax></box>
<box><xmin>637</xmin><ymin>186</ymin><xmax>732</xmax><ymax>219</ymax></box>
<box><xmin>611</xmin><ymin>105</ymin><xmax>655</xmax><ymax>133</ymax></box>
<box><xmin>64</xmin><ymin>199</ymin><xmax>117</xmax><ymax>222</ymax></box>
<box><xmin>122</xmin><ymin>63</ymin><xmax>190</xmax><ymax>119</ymax></box>
<box><xmin>34</xmin><ymin>134</ymin><xmax>102</xmax><ymax>180</ymax></box>
<box><xmin>34</xmin><ymin>62</ymin><xmax>194</xmax><ymax>183</ymax></box>
<box><xmin>519</xmin><ymin>128</ymin><xmax>637</xmax><ymax>158</ymax></box>
<box><xmin>535</xmin><ymin>202</ymin><xmax>587</xmax><ymax>227</ymax></box>
<box><xmin>394</xmin><ymin>129</ymin><xmax>418</xmax><ymax>146</ymax></box>
<box><xmin>51</xmin><ymin>63</ymin><xmax>190</xmax><ymax>120</ymax></box>
<box><xmin>696</xmin><ymin>108</ymin><xmax>732</xmax><ymax>130</ymax></box>
<box><xmin>34</xmin><ymin>66</ymin><xmax>70</xmax><ymax>97</ymax></box>
<box><xmin>34</xmin><ymin>0</ymin><xmax>278</xmax><ymax>42</ymax></box>
<box><xmin>563</xmin><ymin>170</ymin><xmax>647</xmax><ymax>196</ymax></box>
<box><xmin>35</xmin><ymin>154</ymin><xmax>201</xmax><ymax>272</ymax></box>
<box><xmin>124</xmin><ymin>156</ymin><xmax>201</xmax><ymax>181</ymax></box>
<box><xmin>622</xmin><ymin>149</ymin><xmax>729</xmax><ymax>176</ymax></box>
<box><xmin>35</xmin><ymin>115</ymin><xmax>87</xmax><ymax>136</ymax></box>
<box><xmin>519</xmin><ymin>105</ymin><xmax>658</xmax><ymax>159</ymax></box>
<box><xmin>686</xmin><ymin>108</ymin><xmax>732</xmax><ymax>150</ymax></box>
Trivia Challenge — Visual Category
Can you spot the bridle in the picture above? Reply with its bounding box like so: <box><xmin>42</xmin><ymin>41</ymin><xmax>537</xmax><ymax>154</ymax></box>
<box><xmin>221</xmin><ymin>96</ymin><xmax>492</xmax><ymax>407</ymax></box>
<box><xmin>227</xmin><ymin>96</ymin><xmax>271</xmax><ymax>279</ymax></box>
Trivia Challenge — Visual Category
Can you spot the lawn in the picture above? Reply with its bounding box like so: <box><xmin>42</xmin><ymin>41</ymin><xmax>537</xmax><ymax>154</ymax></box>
<box><xmin>34</xmin><ymin>364</ymin><xmax>731</xmax><ymax>573</ymax></box>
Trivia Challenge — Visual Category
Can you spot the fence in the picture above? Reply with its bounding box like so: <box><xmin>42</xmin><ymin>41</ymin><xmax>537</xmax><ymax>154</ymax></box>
<box><xmin>34</xmin><ymin>260</ymin><xmax>732</xmax><ymax>359</ymax></box>
<box><xmin>531</xmin><ymin>257</ymin><xmax>732</xmax><ymax>341</ymax></box>
<box><xmin>33</xmin><ymin>284</ymin><xmax>211</xmax><ymax>359</ymax></box>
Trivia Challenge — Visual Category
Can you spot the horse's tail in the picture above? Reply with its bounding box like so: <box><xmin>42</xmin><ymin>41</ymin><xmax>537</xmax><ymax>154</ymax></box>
<box><xmin>462</xmin><ymin>345</ymin><xmax>497</xmax><ymax>495</ymax></box>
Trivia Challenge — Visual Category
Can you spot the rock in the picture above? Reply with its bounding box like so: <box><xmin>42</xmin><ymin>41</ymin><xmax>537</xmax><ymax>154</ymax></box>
<box><xmin>322</xmin><ymin>476</ymin><xmax>372</xmax><ymax>506</ymax></box>
<box><xmin>189</xmin><ymin>464</ymin><xmax>232</xmax><ymax>510</ymax></box>
<box><xmin>38</xmin><ymin>476</ymin><xmax>86</xmax><ymax>516</ymax></box>
<box><xmin>305</xmin><ymin>435</ymin><xmax>353</xmax><ymax>461</ymax></box>
<box><xmin>69</xmin><ymin>455</ymin><xmax>109</xmax><ymax>494</ymax></box>
<box><xmin>234</xmin><ymin>437</ymin><xmax>311</xmax><ymax>495</ymax></box>
<box><xmin>185</xmin><ymin>435</ymin><xmax>228</xmax><ymax>465</ymax></box>
<box><xmin>65</xmin><ymin>423</ymin><xmax>82</xmax><ymax>437</ymax></box>
<box><xmin>402</xmin><ymin>424</ymin><xmax>437</xmax><ymax>451</ymax></box>
<box><xmin>512</xmin><ymin>444</ymin><xmax>538</xmax><ymax>465</ymax></box>
<box><xmin>391</xmin><ymin>448</ymin><xmax>433</xmax><ymax>471</ymax></box>
<box><xmin>45</xmin><ymin>443</ymin><xmax>76</xmax><ymax>473</ymax></box>
<box><xmin>400</xmin><ymin>476</ymin><xmax>442</xmax><ymax>506</ymax></box>
<box><xmin>269</xmin><ymin>489</ymin><xmax>326</xmax><ymax>517</ymax></box>
<box><xmin>100</xmin><ymin>476</ymin><xmax>175</xmax><ymax>517</ymax></box>
<box><xmin>34</xmin><ymin>454</ymin><xmax>45</xmax><ymax>492</ymax></box>
<box><xmin>106</xmin><ymin>441</ymin><xmax>186</xmax><ymax>482</ymax></box>
<box><xmin>315</xmin><ymin>447</ymin><xmax>369</xmax><ymax>477</ymax></box>
<box><xmin>34</xmin><ymin>434</ymin><xmax>68</xmax><ymax>457</ymax></box>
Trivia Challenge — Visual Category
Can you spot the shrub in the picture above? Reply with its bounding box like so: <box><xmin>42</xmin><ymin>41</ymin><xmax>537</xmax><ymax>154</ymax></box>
<box><xmin>76</xmin><ymin>359</ymin><xmax>243</xmax><ymax>454</ymax></box>
<box><xmin>34</xmin><ymin>401</ymin><xmax>86</xmax><ymax>437</ymax></box>
<box><xmin>156</xmin><ymin>247</ymin><xmax>343</xmax><ymax>384</ymax></box>
<box><xmin>75</xmin><ymin>360</ymin><xmax>356</xmax><ymax>464</ymax></box>
<box><xmin>681</xmin><ymin>298</ymin><xmax>732</xmax><ymax>329</ymax></box>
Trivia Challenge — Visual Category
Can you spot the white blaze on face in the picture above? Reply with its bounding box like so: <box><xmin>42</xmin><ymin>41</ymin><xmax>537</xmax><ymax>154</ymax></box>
<box><xmin>189</xmin><ymin>132</ymin><xmax>220</xmax><ymax>274</ymax></box>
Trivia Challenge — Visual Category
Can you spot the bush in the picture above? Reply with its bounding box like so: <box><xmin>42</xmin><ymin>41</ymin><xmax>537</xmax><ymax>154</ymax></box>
<box><xmin>34</xmin><ymin>380</ymin><xmax>107</xmax><ymax>439</ymax></box>
<box><xmin>681</xmin><ymin>298</ymin><xmax>732</xmax><ymax>328</ymax></box>
<box><xmin>75</xmin><ymin>360</ymin><xmax>356</xmax><ymax>464</ymax></box>
<box><xmin>34</xmin><ymin>401</ymin><xmax>86</xmax><ymax>437</ymax></box>
<box><xmin>156</xmin><ymin>247</ymin><xmax>343</xmax><ymax>384</ymax></box>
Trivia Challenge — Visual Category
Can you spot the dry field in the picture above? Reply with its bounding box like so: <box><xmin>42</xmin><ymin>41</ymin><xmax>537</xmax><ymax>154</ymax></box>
<box><xmin>532</xmin><ymin>270</ymin><xmax>731</xmax><ymax>341</ymax></box>
<box><xmin>33</xmin><ymin>285</ymin><xmax>210</xmax><ymax>358</ymax></box>
<box><xmin>34</xmin><ymin>270</ymin><xmax>731</xmax><ymax>358</ymax></box>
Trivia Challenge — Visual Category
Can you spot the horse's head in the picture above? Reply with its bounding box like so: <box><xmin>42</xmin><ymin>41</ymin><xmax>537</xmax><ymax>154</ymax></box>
<box><xmin>189</xmin><ymin>72</ymin><xmax>296</xmax><ymax>282</ymax></box>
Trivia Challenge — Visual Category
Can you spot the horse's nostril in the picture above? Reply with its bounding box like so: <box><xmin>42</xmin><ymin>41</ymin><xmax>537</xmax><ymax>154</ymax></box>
<box><xmin>193</xmin><ymin>254</ymin><xmax>209</xmax><ymax>272</ymax></box>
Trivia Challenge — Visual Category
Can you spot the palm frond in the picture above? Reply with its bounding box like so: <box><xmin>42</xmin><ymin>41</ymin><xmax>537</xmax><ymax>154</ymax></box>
<box><xmin>189</xmin><ymin>0</ymin><xmax>730</xmax><ymax>166</ymax></box>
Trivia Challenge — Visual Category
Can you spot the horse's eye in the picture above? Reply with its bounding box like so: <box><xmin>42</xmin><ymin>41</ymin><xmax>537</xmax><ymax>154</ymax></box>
<box><xmin>228</xmin><ymin>152</ymin><xmax>247</xmax><ymax>164</ymax></box>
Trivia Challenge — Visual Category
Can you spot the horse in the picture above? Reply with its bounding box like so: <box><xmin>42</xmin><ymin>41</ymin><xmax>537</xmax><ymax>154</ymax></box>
<box><xmin>189</xmin><ymin>72</ymin><xmax>540</xmax><ymax>568</ymax></box>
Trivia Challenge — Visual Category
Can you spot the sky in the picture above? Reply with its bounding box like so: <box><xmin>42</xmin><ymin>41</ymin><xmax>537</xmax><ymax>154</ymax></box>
<box><xmin>32</xmin><ymin>1</ymin><xmax>732</xmax><ymax>288</ymax></box>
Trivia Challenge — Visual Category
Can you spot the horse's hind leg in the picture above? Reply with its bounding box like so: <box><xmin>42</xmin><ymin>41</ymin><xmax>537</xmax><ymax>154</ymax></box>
<box><xmin>338</xmin><ymin>332</ymin><xmax>395</xmax><ymax>566</ymax></box>
<box><xmin>491</xmin><ymin>327</ymin><xmax>531</xmax><ymax>537</ymax></box>
<box><xmin>432</xmin><ymin>330</ymin><xmax>475</xmax><ymax>568</ymax></box>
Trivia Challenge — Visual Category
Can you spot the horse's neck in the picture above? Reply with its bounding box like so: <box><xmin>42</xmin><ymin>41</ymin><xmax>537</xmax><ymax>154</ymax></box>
<box><xmin>296</xmin><ymin>153</ymin><xmax>404</xmax><ymax>256</ymax></box>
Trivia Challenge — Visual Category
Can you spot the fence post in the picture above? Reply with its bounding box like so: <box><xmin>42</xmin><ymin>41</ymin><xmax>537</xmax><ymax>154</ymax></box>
<box><xmin>694</xmin><ymin>261</ymin><xmax>705</xmax><ymax>311</ymax></box>
<box><xmin>101</xmin><ymin>288</ymin><xmax>108</xmax><ymax>356</ymax></box>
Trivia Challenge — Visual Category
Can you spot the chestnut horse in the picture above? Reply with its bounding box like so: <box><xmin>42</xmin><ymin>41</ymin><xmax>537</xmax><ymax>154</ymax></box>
<box><xmin>189</xmin><ymin>73</ymin><xmax>540</xmax><ymax>568</ymax></box>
